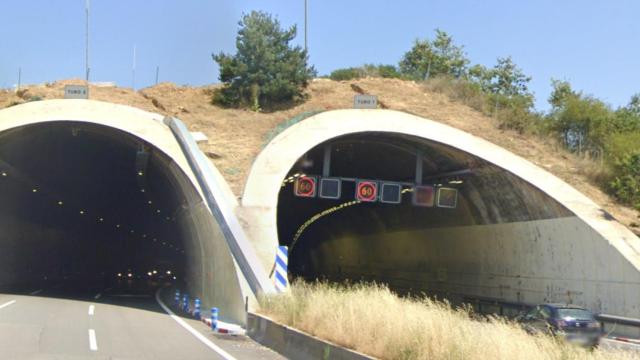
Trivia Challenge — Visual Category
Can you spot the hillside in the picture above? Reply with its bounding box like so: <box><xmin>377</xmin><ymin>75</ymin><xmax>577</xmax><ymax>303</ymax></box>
<box><xmin>1</xmin><ymin>78</ymin><xmax>638</xmax><ymax>236</ymax></box>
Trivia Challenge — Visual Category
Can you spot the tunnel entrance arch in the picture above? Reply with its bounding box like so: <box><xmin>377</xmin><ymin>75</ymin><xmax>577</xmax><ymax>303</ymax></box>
<box><xmin>0</xmin><ymin>100</ymin><xmax>248</xmax><ymax>323</ymax></box>
<box><xmin>241</xmin><ymin>109</ymin><xmax>640</xmax><ymax>318</ymax></box>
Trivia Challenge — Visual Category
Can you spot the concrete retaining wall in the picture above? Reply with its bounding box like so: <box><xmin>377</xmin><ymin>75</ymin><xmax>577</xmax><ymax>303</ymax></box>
<box><xmin>305</xmin><ymin>216</ymin><xmax>640</xmax><ymax>317</ymax></box>
<box><xmin>247</xmin><ymin>312</ymin><xmax>375</xmax><ymax>360</ymax></box>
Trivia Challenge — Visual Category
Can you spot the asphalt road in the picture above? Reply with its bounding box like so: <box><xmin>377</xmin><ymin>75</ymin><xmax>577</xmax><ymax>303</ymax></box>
<box><xmin>0</xmin><ymin>282</ymin><xmax>284</xmax><ymax>360</ymax></box>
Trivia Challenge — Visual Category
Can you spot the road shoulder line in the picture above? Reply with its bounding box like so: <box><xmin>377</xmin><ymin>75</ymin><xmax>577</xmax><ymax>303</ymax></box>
<box><xmin>154</xmin><ymin>288</ymin><xmax>237</xmax><ymax>360</ymax></box>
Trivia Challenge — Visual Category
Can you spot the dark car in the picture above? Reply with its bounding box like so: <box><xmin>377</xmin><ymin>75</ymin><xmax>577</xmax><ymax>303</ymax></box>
<box><xmin>518</xmin><ymin>304</ymin><xmax>602</xmax><ymax>347</ymax></box>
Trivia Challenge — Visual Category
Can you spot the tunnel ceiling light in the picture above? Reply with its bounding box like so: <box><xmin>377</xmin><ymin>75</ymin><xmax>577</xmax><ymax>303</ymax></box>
<box><xmin>152</xmin><ymin>270</ymin><xmax>157</xmax><ymax>274</ymax></box>
<box><xmin>116</xmin><ymin>224</ymin><xmax>121</xmax><ymax>228</ymax></box>
<box><xmin>173</xmin><ymin>276</ymin><xmax>177</xmax><ymax>280</ymax></box>
<box><xmin>138</xmin><ymin>171</ymin><xmax>144</xmax><ymax>176</ymax></box>
<box><xmin>57</xmin><ymin>201</ymin><xmax>63</xmax><ymax>206</ymax></box>
<box><xmin>156</xmin><ymin>209</ymin><xmax>161</xmax><ymax>214</ymax></box>
<box><xmin>165</xmin><ymin>217</ymin><xmax>170</xmax><ymax>221</ymax></box>
<box><xmin>153</xmin><ymin>238</ymin><xmax>157</xmax><ymax>242</ymax></box>
<box><xmin>117</xmin><ymin>273</ymin><xmax>122</xmax><ymax>277</ymax></box>
<box><xmin>127</xmin><ymin>273</ymin><xmax>132</xmax><ymax>278</ymax></box>
<box><xmin>166</xmin><ymin>270</ymin><xmax>171</xmax><ymax>275</ymax></box>
<box><xmin>162</xmin><ymin>241</ymin><xmax>166</xmax><ymax>245</ymax></box>
<box><xmin>32</xmin><ymin>188</ymin><xmax>38</xmax><ymax>193</ymax></box>
<box><xmin>449</xmin><ymin>180</ymin><xmax>464</xmax><ymax>184</ymax></box>
<box><xmin>148</xmin><ymin>200</ymin><xmax>152</xmax><ymax>205</ymax></box>
<box><xmin>130</xmin><ymin>230</ymin><xmax>134</xmax><ymax>234</ymax></box>
<box><xmin>140</xmin><ymin>188</ymin><xmax>145</xmax><ymax>193</ymax></box>
<box><xmin>147</xmin><ymin>271</ymin><xmax>152</xmax><ymax>276</ymax></box>
<box><xmin>79</xmin><ymin>210</ymin><xmax>85</xmax><ymax>215</ymax></box>
<box><xmin>98</xmin><ymin>218</ymin><xmax>104</xmax><ymax>222</ymax></box>
<box><xmin>142</xmin><ymin>234</ymin><xmax>147</xmax><ymax>238</ymax></box>
<box><xmin>1</xmin><ymin>172</ymin><xmax>6</xmax><ymax>177</ymax></box>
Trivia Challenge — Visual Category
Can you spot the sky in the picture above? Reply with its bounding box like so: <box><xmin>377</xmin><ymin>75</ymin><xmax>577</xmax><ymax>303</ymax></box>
<box><xmin>1</xmin><ymin>1</ymin><xmax>639</xmax><ymax>111</ymax></box>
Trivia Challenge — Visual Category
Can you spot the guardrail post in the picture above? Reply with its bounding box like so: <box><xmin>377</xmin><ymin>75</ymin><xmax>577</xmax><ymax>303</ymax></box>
<box><xmin>182</xmin><ymin>294</ymin><xmax>189</xmax><ymax>312</ymax></box>
<box><xmin>175</xmin><ymin>290</ymin><xmax>180</xmax><ymax>307</ymax></box>
<box><xmin>194</xmin><ymin>298</ymin><xmax>201</xmax><ymax>320</ymax></box>
<box><xmin>211</xmin><ymin>307</ymin><xmax>218</xmax><ymax>331</ymax></box>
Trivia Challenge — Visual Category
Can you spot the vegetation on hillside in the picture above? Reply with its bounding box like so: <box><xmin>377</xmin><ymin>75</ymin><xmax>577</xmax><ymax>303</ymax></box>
<box><xmin>212</xmin><ymin>11</ymin><xmax>316</xmax><ymax>111</ymax></box>
<box><xmin>259</xmin><ymin>282</ymin><xmax>636</xmax><ymax>360</ymax></box>
<box><xmin>328</xmin><ymin>29</ymin><xmax>639</xmax><ymax>214</ymax></box>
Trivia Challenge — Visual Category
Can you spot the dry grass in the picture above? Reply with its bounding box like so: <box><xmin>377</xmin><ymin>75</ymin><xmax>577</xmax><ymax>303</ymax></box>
<box><xmin>258</xmin><ymin>282</ymin><xmax>636</xmax><ymax>360</ymax></box>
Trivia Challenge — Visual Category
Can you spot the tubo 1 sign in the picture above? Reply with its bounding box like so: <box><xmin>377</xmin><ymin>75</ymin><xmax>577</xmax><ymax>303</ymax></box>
<box><xmin>64</xmin><ymin>85</ymin><xmax>89</xmax><ymax>99</ymax></box>
<box><xmin>353</xmin><ymin>94</ymin><xmax>377</xmax><ymax>109</ymax></box>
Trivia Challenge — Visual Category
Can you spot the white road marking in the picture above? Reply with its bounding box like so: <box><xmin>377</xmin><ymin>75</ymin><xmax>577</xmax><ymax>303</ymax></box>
<box><xmin>94</xmin><ymin>293</ymin><xmax>102</xmax><ymax>300</ymax></box>
<box><xmin>88</xmin><ymin>329</ymin><xmax>98</xmax><ymax>351</ymax></box>
<box><xmin>88</xmin><ymin>305</ymin><xmax>95</xmax><ymax>316</ymax></box>
<box><xmin>29</xmin><ymin>289</ymin><xmax>43</xmax><ymax>295</ymax></box>
<box><xmin>0</xmin><ymin>300</ymin><xmax>16</xmax><ymax>310</ymax></box>
<box><xmin>155</xmin><ymin>289</ymin><xmax>237</xmax><ymax>360</ymax></box>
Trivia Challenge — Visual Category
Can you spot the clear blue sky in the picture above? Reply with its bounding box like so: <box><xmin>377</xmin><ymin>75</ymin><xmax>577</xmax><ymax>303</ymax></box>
<box><xmin>1</xmin><ymin>0</ymin><xmax>638</xmax><ymax>111</ymax></box>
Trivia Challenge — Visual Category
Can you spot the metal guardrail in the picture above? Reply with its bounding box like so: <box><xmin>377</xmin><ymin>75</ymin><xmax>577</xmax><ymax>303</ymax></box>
<box><xmin>166</xmin><ymin>117</ymin><xmax>275</xmax><ymax>296</ymax></box>
<box><xmin>596</xmin><ymin>314</ymin><xmax>640</xmax><ymax>328</ymax></box>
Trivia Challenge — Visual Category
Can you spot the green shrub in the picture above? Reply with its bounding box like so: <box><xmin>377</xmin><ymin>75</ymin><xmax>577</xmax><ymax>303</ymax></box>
<box><xmin>212</xmin><ymin>11</ymin><xmax>315</xmax><ymax>111</ymax></box>
<box><xmin>329</xmin><ymin>68</ymin><xmax>361</xmax><ymax>81</ymax></box>
<box><xmin>609</xmin><ymin>152</ymin><xmax>640</xmax><ymax>210</ymax></box>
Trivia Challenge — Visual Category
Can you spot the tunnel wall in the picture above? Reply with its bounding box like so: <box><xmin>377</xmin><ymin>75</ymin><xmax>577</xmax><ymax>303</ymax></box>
<box><xmin>0</xmin><ymin>215</ymin><xmax>67</xmax><ymax>287</ymax></box>
<box><xmin>240</xmin><ymin>109</ymin><xmax>640</xmax><ymax>318</ymax></box>
<box><xmin>310</xmin><ymin>216</ymin><xmax>639</xmax><ymax>315</ymax></box>
<box><xmin>0</xmin><ymin>100</ymin><xmax>250</xmax><ymax>324</ymax></box>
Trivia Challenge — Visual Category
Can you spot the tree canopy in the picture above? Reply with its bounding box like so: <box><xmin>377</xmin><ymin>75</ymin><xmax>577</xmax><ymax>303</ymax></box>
<box><xmin>212</xmin><ymin>11</ymin><xmax>316</xmax><ymax>110</ymax></box>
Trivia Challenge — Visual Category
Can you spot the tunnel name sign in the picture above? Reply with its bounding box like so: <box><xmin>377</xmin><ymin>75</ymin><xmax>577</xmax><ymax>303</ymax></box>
<box><xmin>294</xmin><ymin>176</ymin><xmax>317</xmax><ymax>197</ymax></box>
<box><xmin>353</xmin><ymin>95</ymin><xmax>377</xmax><ymax>109</ymax></box>
<box><xmin>356</xmin><ymin>180</ymin><xmax>378</xmax><ymax>202</ymax></box>
<box><xmin>64</xmin><ymin>85</ymin><xmax>89</xmax><ymax>99</ymax></box>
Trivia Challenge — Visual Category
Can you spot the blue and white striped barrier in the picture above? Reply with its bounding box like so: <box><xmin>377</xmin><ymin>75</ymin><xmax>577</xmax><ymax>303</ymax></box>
<box><xmin>182</xmin><ymin>294</ymin><xmax>189</xmax><ymax>312</ymax></box>
<box><xmin>175</xmin><ymin>290</ymin><xmax>180</xmax><ymax>307</ymax></box>
<box><xmin>194</xmin><ymin>298</ymin><xmax>201</xmax><ymax>320</ymax></box>
<box><xmin>211</xmin><ymin>307</ymin><xmax>219</xmax><ymax>331</ymax></box>
<box><xmin>274</xmin><ymin>245</ymin><xmax>289</xmax><ymax>292</ymax></box>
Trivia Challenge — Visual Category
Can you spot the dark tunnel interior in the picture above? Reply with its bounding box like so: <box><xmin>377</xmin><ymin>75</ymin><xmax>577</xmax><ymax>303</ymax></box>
<box><xmin>277</xmin><ymin>132</ymin><xmax>573</xmax><ymax>294</ymax></box>
<box><xmin>0</xmin><ymin>121</ymin><xmax>196</xmax><ymax>292</ymax></box>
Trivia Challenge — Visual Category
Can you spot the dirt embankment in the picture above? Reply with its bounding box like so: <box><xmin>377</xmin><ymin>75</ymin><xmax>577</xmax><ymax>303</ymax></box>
<box><xmin>1</xmin><ymin>78</ymin><xmax>638</xmax><ymax>235</ymax></box>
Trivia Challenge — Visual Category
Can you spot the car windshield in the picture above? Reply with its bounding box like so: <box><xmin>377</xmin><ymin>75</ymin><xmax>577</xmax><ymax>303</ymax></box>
<box><xmin>556</xmin><ymin>308</ymin><xmax>595</xmax><ymax>320</ymax></box>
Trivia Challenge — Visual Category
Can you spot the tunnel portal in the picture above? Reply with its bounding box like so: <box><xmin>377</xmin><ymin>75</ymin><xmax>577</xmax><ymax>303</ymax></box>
<box><xmin>0</xmin><ymin>121</ymin><xmax>199</xmax><ymax>291</ymax></box>
<box><xmin>278</xmin><ymin>132</ymin><xmax>574</xmax><ymax>301</ymax></box>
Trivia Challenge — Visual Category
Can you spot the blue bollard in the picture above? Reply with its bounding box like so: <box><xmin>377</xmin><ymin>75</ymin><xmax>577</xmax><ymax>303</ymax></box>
<box><xmin>175</xmin><ymin>290</ymin><xmax>180</xmax><ymax>307</ymax></box>
<box><xmin>211</xmin><ymin>307</ymin><xmax>218</xmax><ymax>331</ymax></box>
<box><xmin>182</xmin><ymin>294</ymin><xmax>189</xmax><ymax>312</ymax></box>
<box><xmin>194</xmin><ymin>298</ymin><xmax>201</xmax><ymax>320</ymax></box>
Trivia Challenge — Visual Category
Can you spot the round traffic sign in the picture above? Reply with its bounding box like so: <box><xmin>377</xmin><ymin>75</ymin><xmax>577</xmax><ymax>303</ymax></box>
<box><xmin>294</xmin><ymin>176</ymin><xmax>316</xmax><ymax>197</ymax></box>
<box><xmin>356</xmin><ymin>181</ymin><xmax>378</xmax><ymax>202</ymax></box>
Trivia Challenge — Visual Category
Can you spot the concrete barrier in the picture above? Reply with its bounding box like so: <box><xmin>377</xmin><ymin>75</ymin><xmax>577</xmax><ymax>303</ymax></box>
<box><xmin>246</xmin><ymin>312</ymin><xmax>375</xmax><ymax>360</ymax></box>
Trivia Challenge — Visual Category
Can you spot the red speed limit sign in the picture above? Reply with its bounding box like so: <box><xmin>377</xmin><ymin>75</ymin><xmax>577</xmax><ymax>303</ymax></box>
<box><xmin>294</xmin><ymin>176</ymin><xmax>317</xmax><ymax>197</ymax></box>
<box><xmin>356</xmin><ymin>180</ymin><xmax>378</xmax><ymax>202</ymax></box>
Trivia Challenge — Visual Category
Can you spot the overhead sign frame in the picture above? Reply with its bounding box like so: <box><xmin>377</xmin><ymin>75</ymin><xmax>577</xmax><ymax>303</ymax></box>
<box><xmin>319</xmin><ymin>177</ymin><xmax>342</xmax><ymax>199</ymax></box>
<box><xmin>412</xmin><ymin>185</ymin><xmax>435</xmax><ymax>207</ymax></box>
<box><xmin>437</xmin><ymin>187</ymin><xmax>458</xmax><ymax>208</ymax></box>
<box><xmin>380</xmin><ymin>182</ymin><xmax>402</xmax><ymax>204</ymax></box>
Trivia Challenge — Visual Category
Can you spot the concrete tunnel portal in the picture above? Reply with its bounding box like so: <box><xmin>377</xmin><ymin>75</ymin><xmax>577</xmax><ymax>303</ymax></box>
<box><xmin>278</xmin><ymin>132</ymin><xmax>575</xmax><ymax>301</ymax></box>
<box><xmin>242</xmin><ymin>109</ymin><xmax>640</xmax><ymax>318</ymax></box>
<box><xmin>0</xmin><ymin>121</ymin><xmax>194</xmax><ymax>289</ymax></box>
<box><xmin>0</xmin><ymin>100</ymin><xmax>250</xmax><ymax>324</ymax></box>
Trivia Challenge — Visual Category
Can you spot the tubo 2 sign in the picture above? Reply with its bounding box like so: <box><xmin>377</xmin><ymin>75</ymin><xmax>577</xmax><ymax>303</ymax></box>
<box><xmin>353</xmin><ymin>94</ymin><xmax>377</xmax><ymax>109</ymax></box>
<box><xmin>64</xmin><ymin>85</ymin><xmax>89</xmax><ymax>99</ymax></box>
